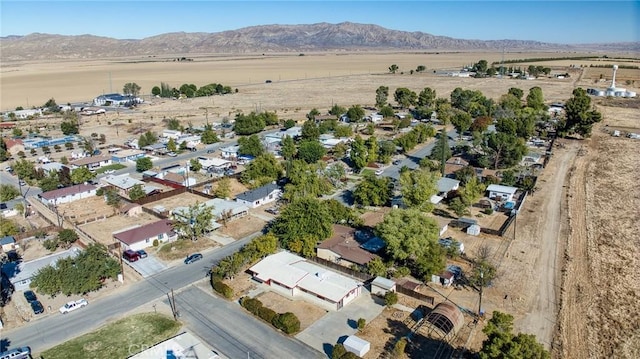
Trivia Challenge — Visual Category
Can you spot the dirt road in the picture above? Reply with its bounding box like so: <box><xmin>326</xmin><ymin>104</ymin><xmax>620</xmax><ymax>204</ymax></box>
<box><xmin>499</xmin><ymin>141</ymin><xmax>578</xmax><ymax>349</ymax></box>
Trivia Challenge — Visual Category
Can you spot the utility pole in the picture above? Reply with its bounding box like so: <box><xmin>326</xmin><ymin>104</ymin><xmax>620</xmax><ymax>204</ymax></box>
<box><xmin>478</xmin><ymin>271</ymin><xmax>484</xmax><ymax>317</ymax></box>
<box><xmin>118</xmin><ymin>242</ymin><xmax>124</xmax><ymax>282</ymax></box>
<box><xmin>171</xmin><ymin>288</ymin><xmax>178</xmax><ymax>320</ymax></box>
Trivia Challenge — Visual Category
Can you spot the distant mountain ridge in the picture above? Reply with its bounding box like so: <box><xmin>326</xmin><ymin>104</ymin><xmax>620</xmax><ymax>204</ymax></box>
<box><xmin>2</xmin><ymin>22</ymin><xmax>638</xmax><ymax>61</ymax></box>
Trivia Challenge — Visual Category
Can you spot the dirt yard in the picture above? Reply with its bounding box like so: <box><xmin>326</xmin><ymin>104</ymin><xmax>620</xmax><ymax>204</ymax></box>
<box><xmin>142</xmin><ymin>191</ymin><xmax>210</xmax><ymax>213</ymax></box>
<box><xmin>57</xmin><ymin>195</ymin><xmax>115</xmax><ymax>224</ymax></box>
<box><xmin>78</xmin><ymin>211</ymin><xmax>160</xmax><ymax>246</ymax></box>
<box><xmin>217</xmin><ymin>214</ymin><xmax>267</xmax><ymax>239</ymax></box>
<box><xmin>255</xmin><ymin>291</ymin><xmax>328</xmax><ymax>332</ymax></box>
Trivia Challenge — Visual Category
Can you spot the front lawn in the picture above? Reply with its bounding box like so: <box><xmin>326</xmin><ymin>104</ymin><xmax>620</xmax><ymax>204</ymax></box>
<box><xmin>39</xmin><ymin>313</ymin><xmax>180</xmax><ymax>359</ymax></box>
<box><xmin>94</xmin><ymin>163</ymin><xmax>126</xmax><ymax>174</ymax></box>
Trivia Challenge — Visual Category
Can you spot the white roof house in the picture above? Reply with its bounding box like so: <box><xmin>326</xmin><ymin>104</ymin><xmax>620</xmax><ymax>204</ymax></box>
<box><xmin>197</xmin><ymin>157</ymin><xmax>231</xmax><ymax>169</ymax></box>
<box><xmin>220</xmin><ymin>145</ymin><xmax>240</xmax><ymax>159</ymax></box>
<box><xmin>249</xmin><ymin>251</ymin><xmax>362</xmax><ymax>311</ymax></box>
<box><xmin>437</xmin><ymin>177</ymin><xmax>460</xmax><ymax>195</ymax></box>
<box><xmin>486</xmin><ymin>184</ymin><xmax>518</xmax><ymax>202</ymax></box>
<box><xmin>2</xmin><ymin>247</ymin><xmax>81</xmax><ymax>290</ymax></box>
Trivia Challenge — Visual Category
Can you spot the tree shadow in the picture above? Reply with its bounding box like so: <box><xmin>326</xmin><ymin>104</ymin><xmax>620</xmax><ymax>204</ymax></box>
<box><xmin>406</xmin><ymin>333</ymin><xmax>455</xmax><ymax>359</ymax></box>
<box><xmin>0</xmin><ymin>338</ymin><xmax>11</xmax><ymax>352</ymax></box>
<box><xmin>322</xmin><ymin>343</ymin><xmax>333</xmax><ymax>358</ymax></box>
<box><xmin>347</xmin><ymin>318</ymin><xmax>357</xmax><ymax>329</ymax></box>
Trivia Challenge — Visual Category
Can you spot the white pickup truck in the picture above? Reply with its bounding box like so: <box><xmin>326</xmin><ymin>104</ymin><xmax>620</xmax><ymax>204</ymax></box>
<box><xmin>59</xmin><ymin>298</ymin><xmax>88</xmax><ymax>314</ymax></box>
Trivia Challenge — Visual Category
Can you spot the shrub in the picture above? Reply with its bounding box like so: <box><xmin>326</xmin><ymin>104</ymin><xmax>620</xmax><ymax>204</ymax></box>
<box><xmin>258</xmin><ymin>306</ymin><xmax>277</xmax><ymax>323</ymax></box>
<box><xmin>332</xmin><ymin>344</ymin><xmax>347</xmax><ymax>359</ymax></box>
<box><xmin>272</xmin><ymin>312</ymin><xmax>300</xmax><ymax>334</ymax></box>
<box><xmin>43</xmin><ymin>238</ymin><xmax>59</xmax><ymax>251</ymax></box>
<box><xmin>394</xmin><ymin>338</ymin><xmax>407</xmax><ymax>356</ymax></box>
<box><xmin>212</xmin><ymin>280</ymin><xmax>233</xmax><ymax>299</ymax></box>
<box><xmin>357</xmin><ymin>318</ymin><xmax>366</xmax><ymax>331</ymax></box>
<box><xmin>384</xmin><ymin>291</ymin><xmax>398</xmax><ymax>307</ymax></box>
<box><xmin>241</xmin><ymin>297</ymin><xmax>263</xmax><ymax>315</ymax></box>
<box><xmin>153</xmin><ymin>239</ymin><xmax>159</xmax><ymax>247</ymax></box>
<box><xmin>483</xmin><ymin>208</ymin><xmax>494</xmax><ymax>215</ymax></box>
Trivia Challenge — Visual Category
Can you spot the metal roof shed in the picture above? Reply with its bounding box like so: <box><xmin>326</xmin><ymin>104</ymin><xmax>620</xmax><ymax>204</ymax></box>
<box><xmin>371</xmin><ymin>276</ymin><xmax>396</xmax><ymax>296</ymax></box>
<box><xmin>343</xmin><ymin>335</ymin><xmax>370</xmax><ymax>357</ymax></box>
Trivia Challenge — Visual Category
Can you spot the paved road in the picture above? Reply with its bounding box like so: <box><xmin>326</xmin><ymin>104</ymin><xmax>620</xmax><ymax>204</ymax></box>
<box><xmin>172</xmin><ymin>287</ymin><xmax>324</xmax><ymax>359</ymax></box>
<box><xmin>2</xmin><ymin>234</ymin><xmax>255</xmax><ymax>354</ymax></box>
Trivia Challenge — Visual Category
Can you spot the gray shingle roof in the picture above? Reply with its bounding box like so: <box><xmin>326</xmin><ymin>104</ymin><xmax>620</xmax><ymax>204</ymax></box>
<box><xmin>236</xmin><ymin>183</ymin><xmax>280</xmax><ymax>203</ymax></box>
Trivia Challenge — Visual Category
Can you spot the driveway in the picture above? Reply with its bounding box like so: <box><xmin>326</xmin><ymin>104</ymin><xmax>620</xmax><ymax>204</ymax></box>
<box><xmin>127</xmin><ymin>255</ymin><xmax>168</xmax><ymax>277</ymax></box>
<box><xmin>295</xmin><ymin>290</ymin><xmax>384</xmax><ymax>356</ymax></box>
<box><xmin>171</xmin><ymin>286</ymin><xmax>324</xmax><ymax>359</ymax></box>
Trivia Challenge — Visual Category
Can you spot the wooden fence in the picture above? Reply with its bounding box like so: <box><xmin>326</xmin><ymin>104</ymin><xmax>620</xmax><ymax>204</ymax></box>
<box><xmin>134</xmin><ymin>186</ymin><xmax>187</xmax><ymax>205</ymax></box>
<box><xmin>396</xmin><ymin>285</ymin><xmax>435</xmax><ymax>306</ymax></box>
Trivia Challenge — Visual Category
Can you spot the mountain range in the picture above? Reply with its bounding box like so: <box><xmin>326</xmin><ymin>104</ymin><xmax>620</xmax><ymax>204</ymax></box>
<box><xmin>2</xmin><ymin>22</ymin><xmax>638</xmax><ymax>61</ymax></box>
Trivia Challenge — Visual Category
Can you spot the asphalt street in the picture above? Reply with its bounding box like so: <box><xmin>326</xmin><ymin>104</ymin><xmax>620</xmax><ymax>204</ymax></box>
<box><xmin>2</xmin><ymin>233</ymin><xmax>257</xmax><ymax>354</ymax></box>
<box><xmin>172</xmin><ymin>287</ymin><xmax>324</xmax><ymax>359</ymax></box>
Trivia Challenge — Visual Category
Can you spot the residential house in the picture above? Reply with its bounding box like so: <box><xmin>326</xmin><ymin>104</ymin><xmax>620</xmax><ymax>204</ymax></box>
<box><xmin>2</xmin><ymin>138</ymin><xmax>24</xmax><ymax>157</ymax></box>
<box><xmin>197</xmin><ymin>157</ymin><xmax>231</xmax><ymax>171</ymax></box>
<box><xmin>162</xmin><ymin>129</ymin><xmax>182</xmax><ymax>140</ymax></box>
<box><xmin>176</xmin><ymin>135</ymin><xmax>201</xmax><ymax>150</ymax></box>
<box><xmin>235</xmin><ymin>183</ymin><xmax>281</xmax><ymax>208</ymax></box>
<box><xmin>317</xmin><ymin>225</ymin><xmax>379</xmax><ymax>268</ymax></box>
<box><xmin>101</xmin><ymin>174</ymin><xmax>161</xmax><ymax>197</ymax></box>
<box><xmin>2</xmin><ymin>247</ymin><xmax>81</xmax><ymax>290</ymax></box>
<box><xmin>93</xmin><ymin>93</ymin><xmax>142</xmax><ymax>107</ymax></box>
<box><xmin>113</xmin><ymin>219</ymin><xmax>177</xmax><ymax>251</ymax></box>
<box><xmin>1</xmin><ymin>199</ymin><xmax>23</xmax><ymax>218</ymax></box>
<box><xmin>9</xmin><ymin>109</ymin><xmax>43</xmax><ymax>120</ymax></box>
<box><xmin>38</xmin><ymin>184</ymin><xmax>97</xmax><ymax>206</ymax></box>
<box><xmin>141</xmin><ymin>143</ymin><xmax>167</xmax><ymax>155</ymax></box>
<box><xmin>172</xmin><ymin>198</ymin><xmax>248</xmax><ymax>227</ymax></box>
<box><xmin>437</xmin><ymin>177</ymin><xmax>460</xmax><ymax>197</ymax></box>
<box><xmin>486</xmin><ymin>184</ymin><xmax>518</xmax><ymax>202</ymax></box>
<box><xmin>70</xmin><ymin>155</ymin><xmax>112</xmax><ymax>171</ymax></box>
<box><xmin>220</xmin><ymin>145</ymin><xmax>240</xmax><ymax>159</ymax></box>
<box><xmin>248</xmin><ymin>251</ymin><xmax>362</xmax><ymax>311</ymax></box>
<box><xmin>40</xmin><ymin>161</ymin><xmax>68</xmax><ymax>174</ymax></box>
<box><xmin>111</xmin><ymin>149</ymin><xmax>145</xmax><ymax>163</ymax></box>
<box><xmin>521</xmin><ymin>152</ymin><xmax>543</xmax><ymax>167</ymax></box>
<box><xmin>0</xmin><ymin>236</ymin><xmax>17</xmax><ymax>252</ymax></box>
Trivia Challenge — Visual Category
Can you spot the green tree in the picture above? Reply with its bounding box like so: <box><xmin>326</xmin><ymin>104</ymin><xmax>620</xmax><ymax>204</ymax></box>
<box><xmin>270</xmin><ymin>197</ymin><xmax>333</xmax><ymax>249</ymax></box>
<box><xmin>482</xmin><ymin>132</ymin><xmax>527</xmax><ymax>169</ymax></box>
<box><xmin>201</xmin><ymin>125</ymin><xmax>219</xmax><ymax>144</ymax></box>
<box><xmin>346</xmin><ymin>105</ymin><xmax>365</xmax><ymax>123</ymax></box>
<box><xmin>384</xmin><ymin>290</ymin><xmax>398</xmax><ymax>307</ymax></box>
<box><xmin>166</xmin><ymin>138</ymin><xmax>177</xmax><ymax>152</ymax></box>
<box><xmin>13</xmin><ymin>159</ymin><xmax>35</xmax><ymax>180</ymax></box>
<box><xmin>449</xmin><ymin>197</ymin><xmax>469</xmax><ymax>217</ymax></box>
<box><xmin>365</xmin><ymin>136</ymin><xmax>379</xmax><ymax>163</ymax></box>
<box><xmin>128</xmin><ymin>184</ymin><xmax>146</xmax><ymax>201</ymax></box>
<box><xmin>394</xmin><ymin>88</ymin><xmax>417</xmax><ymax>108</ymax></box>
<box><xmin>333</xmin><ymin>125</ymin><xmax>353</xmax><ymax>138</ymax></box>
<box><xmin>12</xmin><ymin>128</ymin><xmax>23</xmax><ymax>138</ymax></box>
<box><xmin>238</xmin><ymin>134</ymin><xmax>265</xmax><ymax>157</ymax></box>
<box><xmin>60</xmin><ymin>120</ymin><xmax>79</xmax><ymax>135</ymax></box>
<box><xmin>281</xmin><ymin>135</ymin><xmax>297</xmax><ymax>161</ymax></box>
<box><xmin>451</xmin><ymin>110</ymin><xmax>473</xmax><ymax>138</ymax></box>
<box><xmin>297</xmin><ymin>140</ymin><xmax>326</xmax><ymax>164</ymax></box>
<box><xmin>399</xmin><ymin>169</ymin><xmax>438</xmax><ymax>211</ymax></box>
<box><xmin>283</xmin><ymin>119</ymin><xmax>296</xmax><ymax>129</ymax></box>
<box><xmin>375</xmin><ymin>86</ymin><xmax>389</xmax><ymax>108</ymax></box>
<box><xmin>473</xmin><ymin>59</ymin><xmax>489</xmax><ymax>73</ymax></box>
<box><xmin>563</xmin><ymin>88</ymin><xmax>602</xmax><ymax>138</ymax></box>
<box><xmin>375</xmin><ymin>208</ymin><xmax>442</xmax><ymax>263</ymax></box>
<box><xmin>44</xmin><ymin>98</ymin><xmax>59</xmax><ymax>112</ymax></box>
<box><xmin>471</xmin><ymin>116</ymin><xmax>493</xmax><ymax>133</ymax></box>
<box><xmin>283</xmin><ymin>161</ymin><xmax>332</xmax><ymax>201</ymax></box>
<box><xmin>0</xmin><ymin>184</ymin><xmax>20</xmax><ymax>202</ymax></box>
<box><xmin>479</xmin><ymin>311</ymin><xmax>549</xmax><ymax>359</ymax></box>
<box><xmin>173</xmin><ymin>202</ymin><xmax>215</xmax><ymax>241</ymax></box>
<box><xmin>0</xmin><ymin>140</ymin><xmax>8</xmax><ymax>162</ymax></box>
<box><xmin>0</xmin><ymin>218</ymin><xmax>19</xmax><ymax>237</ymax></box>
<box><xmin>122</xmin><ymin>82</ymin><xmax>141</xmax><ymax>97</ymax></box>
<box><xmin>306</xmin><ymin>108</ymin><xmax>320</xmax><ymax>122</ymax></box>
<box><xmin>136</xmin><ymin>157</ymin><xmax>153</xmax><ymax>172</ymax></box>
<box><xmin>508</xmin><ymin>87</ymin><xmax>524</xmax><ymax>100</ymax></box>
<box><xmin>234</xmin><ymin>112</ymin><xmax>266</xmax><ymax>135</ymax></box>
<box><xmin>151</xmin><ymin>86</ymin><xmax>161</xmax><ymax>96</ymax></box>
<box><xmin>353</xmin><ymin>174</ymin><xmax>391</xmax><ymax>206</ymax></box>
<box><xmin>70</xmin><ymin>167</ymin><xmax>95</xmax><ymax>184</ymax></box>
<box><xmin>39</xmin><ymin>171</ymin><xmax>61</xmax><ymax>192</ymax></box>
<box><xmin>418</xmin><ymin>87</ymin><xmax>437</xmax><ymax>108</ymax></box>
<box><xmin>526</xmin><ymin>86</ymin><xmax>545</xmax><ymax>111</ymax></box>
<box><xmin>388</xmin><ymin>64</ymin><xmax>399</xmax><ymax>74</ymax></box>
<box><xmin>350</xmin><ymin>135</ymin><xmax>368</xmax><ymax>172</ymax></box>
<box><xmin>213</xmin><ymin>177</ymin><xmax>231</xmax><ymax>198</ymax></box>
<box><xmin>241</xmin><ymin>154</ymin><xmax>283</xmax><ymax>188</ymax></box>
<box><xmin>57</xmin><ymin>229</ymin><xmax>79</xmax><ymax>246</ymax></box>
<box><xmin>367</xmin><ymin>257</ymin><xmax>388</xmax><ymax>277</ymax></box>
<box><xmin>189</xmin><ymin>158</ymin><xmax>202</xmax><ymax>172</ymax></box>
<box><xmin>379</xmin><ymin>105</ymin><xmax>395</xmax><ymax>119</ymax></box>
<box><xmin>332</xmin><ymin>344</ymin><xmax>347</xmax><ymax>359</ymax></box>
<box><xmin>429</xmin><ymin>129</ymin><xmax>452</xmax><ymax>174</ymax></box>
<box><xmin>138</xmin><ymin>131</ymin><xmax>158</xmax><ymax>147</ymax></box>
<box><xmin>329</xmin><ymin>104</ymin><xmax>347</xmax><ymax>119</ymax></box>
<box><xmin>301</xmin><ymin>120</ymin><xmax>320</xmax><ymax>141</ymax></box>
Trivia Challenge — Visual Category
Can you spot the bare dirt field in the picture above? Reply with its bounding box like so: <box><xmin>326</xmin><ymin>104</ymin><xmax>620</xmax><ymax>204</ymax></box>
<box><xmin>78</xmin><ymin>211</ymin><xmax>160</xmax><ymax>246</ymax></box>
<box><xmin>142</xmin><ymin>191</ymin><xmax>210</xmax><ymax>213</ymax></box>
<box><xmin>57</xmin><ymin>195</ymin><xmax>116</xmax><ymax>224</ymax></box>
<box><xmin>557</xmin><ymin>119</ymin><xmax>640</xmax><ymax>358</ymax></box>
<box><xmin>217</xmin><ymin>214</ymin><xmax>267</xmax><ymax>239</ymax></box>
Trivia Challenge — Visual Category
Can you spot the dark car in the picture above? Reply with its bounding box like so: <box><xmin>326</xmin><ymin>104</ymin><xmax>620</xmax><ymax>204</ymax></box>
<box><xmin>23</xmin><ymin>290</ymin><xmax>37</xmax><ymax>302</ymax></box>
<box><xmin>123</xmin><ymin>249</ymin><xmax>140</xmax><ymax>262</ymax></box>
<box><xmin>136</xmin><ymin>249</ymin><xmax>148</xmax><ymax>259</ymax></box>
<box><xmin>265</xmin><ymin>80</ymin><xmax>272</xmax><ymax>83</ymax></box>
<box><xmin>392</xmin><ymin>159</ymin><xmax>402</xmax><ymax>165</ymax></box>
<box><xmin>184</xmin><ymin>253</ymin><xmax>203</xmax><ymax>264</ymax></box>
<box><xmin>30</xmin><ymin>300</ymin><xmax>44</xmax><ymax>315</ymax></box>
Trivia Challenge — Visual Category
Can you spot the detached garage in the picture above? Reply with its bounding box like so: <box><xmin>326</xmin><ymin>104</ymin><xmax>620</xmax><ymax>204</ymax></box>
<box><xmin>343</xmin><ymin>335</ymin><xmax>370</xmax><ymax>357</ymax></box>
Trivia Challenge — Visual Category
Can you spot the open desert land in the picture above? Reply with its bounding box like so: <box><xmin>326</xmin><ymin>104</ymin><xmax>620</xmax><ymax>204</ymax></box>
<box><xmin>2</xmin><ymin>51</ymin><xmax>640</xmax><ymax>356</ymax></box>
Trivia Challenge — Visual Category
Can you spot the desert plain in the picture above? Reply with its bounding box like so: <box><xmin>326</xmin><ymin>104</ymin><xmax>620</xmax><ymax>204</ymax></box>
<box><xmin>1</xmin><ymin>51</ymin><xmax>639</xmax><ymax>358</ymax></box>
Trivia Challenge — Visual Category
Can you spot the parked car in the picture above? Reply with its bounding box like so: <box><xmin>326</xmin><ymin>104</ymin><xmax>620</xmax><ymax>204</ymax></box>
<box><xmin>122</xmin><ymin>249</ymin><xmax>140</xmax><ymax>262</ymax></box>
<box><xmin>375</xmin><ymin>169</ymin><xmax>384</xmax><ymax>176</ymax></box>
<box><xmin>18</xmin><ymin>180</ymin><xmax>26</xmax><ymax>186</ymax></box>
<box><xmin>184</xmin><ymin>253</ymin><xmax>203</xmax><ymax>264</ymax></box>
<box><xmin>265</xmin><ymin>207</ymin><xmax>280</xmax><ymax>215</ymax></box>
<box><xmin>59</xmin><ymin>298</ymin><xmax>88</xmax><ymax>314</ymax></box>
<box><xmin>104</xmin><ymin>169</ymin><xmax>115</xmax><ymax>174</ymax></box>
<box><xmin>136</xmin><ymin>249</ymin><xmax>148</xmax><ymax>259</ymax></box>
<box><xmin>207</xmin><ymin>149</ymin><xmax>216</xmax><ymax>154</ymax></box>
<box><xmin>23</xmin><ymin>290</ymin><xmax>37</xmax><ymax>302</ymax></box>
<box><xmin>167</xmin><ymin>152</ymin><xmax>177</xmax><ymax>157</ymax></box>
<box><xmin>30</xmin><ymin>300</ymin><xmax>44</xmax><ymax>315</ymax></box>
<box><xmin>5</xmin><ymin>166</ymin><xmax>13</xmax><ymax>173</ymax></box>
<box><xmin>392</xmin><ymin>159</ymin><xmax>402</xmax><ymax>165</ymax></box>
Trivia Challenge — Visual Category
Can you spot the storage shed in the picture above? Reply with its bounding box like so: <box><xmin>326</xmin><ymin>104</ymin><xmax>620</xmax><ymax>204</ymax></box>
<box><xmin>466</xmin><ymin>224</ymin><xmax>481</xmax><ymax>236</ymax></box>
<box><xmin>371</xmin><ymin>276</ymin><xmax>396</xmax><ymax>296</ymax></box>
<box><xmin>343</xmin><ymin>335</ymin><xmax>370</xmax><ymax>357</ymax></box>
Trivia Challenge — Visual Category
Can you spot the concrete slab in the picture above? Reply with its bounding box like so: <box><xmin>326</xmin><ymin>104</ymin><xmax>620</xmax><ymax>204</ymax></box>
<box><xmin>295</xmin><ymin>290</ymin><xmax>384</xmax><ymax>355</ymax></box>
<box><xmin>128</xmin><ymin>255</ymin><xmax>168</xmax><ymax>277</ymax></box>
<box><xmin>207</xmin><ymin>233</ymin><xmax>235</xmax><ymax>245</ymax></box>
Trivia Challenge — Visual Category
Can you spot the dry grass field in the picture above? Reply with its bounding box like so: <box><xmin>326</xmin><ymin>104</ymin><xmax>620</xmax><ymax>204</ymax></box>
<box><xmin>78</xmin><ymin>211</ymin><xmax>160</xmax><ymax>246</ymax></box>
<box><xmin>2</xmin><ymin>51</ymin><xmax>639</xmax><ymax>356</ymax></box>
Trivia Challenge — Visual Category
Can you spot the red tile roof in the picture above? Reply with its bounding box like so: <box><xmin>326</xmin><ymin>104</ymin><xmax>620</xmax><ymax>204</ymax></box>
<box><xmin>3</xmin><ymin>138</ymin><xmax>23</xmax><ymax>149</ymax></box>
<box><xmin>317</xmin><ymin>224</ymin><xmax>378</xmax><ymax>265</ymax></box>
<box><xmin>113</xmin><ymin>219</ymin><xmax>174</xmax><ymax>245</ymax></box>
<box><xmin>39</xmin><ymin>184</ymin><xmax>96</xmax><ymax>200</ymax></box>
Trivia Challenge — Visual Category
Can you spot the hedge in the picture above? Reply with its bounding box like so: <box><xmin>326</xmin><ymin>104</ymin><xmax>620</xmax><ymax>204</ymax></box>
<box><xmin>258</xmin><ymin>306</ymin><xmax>277</xmax><ymax>323</ymax></box>
<box><xmin>212</xmin><ymin>280</ymin><xmax>233</xmax><ymax>299</ymax></box>
<box><xmin>241</xmin><ymin>297</ymin><xmax>263</xmax><ymax>315</ymax></box>
<box><xmin>272</xmin><ymin>312</ymin><xmax>301</xmax><ymax>334</ymax></box>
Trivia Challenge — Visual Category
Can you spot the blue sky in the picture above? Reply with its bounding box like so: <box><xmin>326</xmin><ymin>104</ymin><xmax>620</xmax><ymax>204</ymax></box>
<box><xmin>1</xmin><ymin>1</ymin><xmax>638</xmax><ymax>44</ymax></box>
